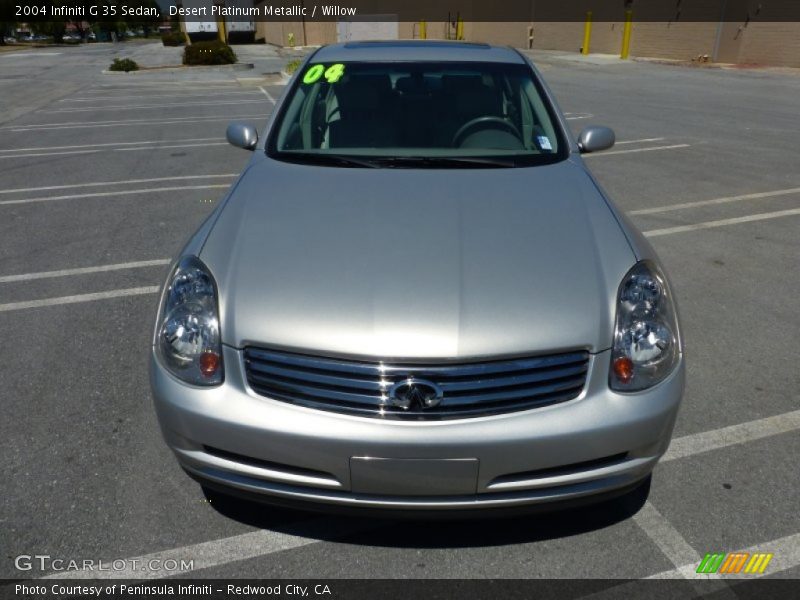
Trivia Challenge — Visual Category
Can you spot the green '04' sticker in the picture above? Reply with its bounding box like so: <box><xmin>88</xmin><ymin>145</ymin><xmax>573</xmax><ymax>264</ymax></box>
<box><xmin>303</xmin><ymin>63</ymin><xmax>346</xmax><ymax>84</ymax></box>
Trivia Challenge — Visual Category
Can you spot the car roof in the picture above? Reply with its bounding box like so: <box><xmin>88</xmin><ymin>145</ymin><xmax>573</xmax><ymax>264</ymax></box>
<box><xmin>311</xmin><ymin>40</ymin><xmax>526</xmax><ymax>64</ymax></box>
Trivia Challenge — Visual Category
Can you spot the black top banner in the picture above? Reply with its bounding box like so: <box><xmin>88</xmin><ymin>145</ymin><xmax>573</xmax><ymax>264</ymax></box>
<box><xmin>3</xmin><ymin>0</ymin><xmax>800</xmax><ymax>23</ymax></box>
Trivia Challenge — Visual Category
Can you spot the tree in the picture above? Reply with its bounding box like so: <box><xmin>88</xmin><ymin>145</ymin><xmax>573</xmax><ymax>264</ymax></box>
<box><xmin>27</xmin><ymin>2</ymin><xmax>71</xmax><ymax>43</ymax></box>
<box><xmin>1</xmin><ymin>18</ymin><xmax>12</xmax><ymax>44</ymax></box>
<box><xmin>1</xmin><ymin>0</ymin><xmax>16</xmax><ymax>43</ymax></box>
<box><xmin>32</xmin><ymin>17</ymin><xmax>68</xmax><ymax>43</ymax></box>
<box><xmin>127</xmin><ymin>0</ymin><xmax>161</xmax><ymax>37</ymax></box>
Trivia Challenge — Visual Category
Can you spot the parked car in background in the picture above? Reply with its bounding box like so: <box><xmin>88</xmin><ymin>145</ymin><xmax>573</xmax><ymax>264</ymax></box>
<box><xmin>151</xmin><ymin>41</ymin><xmax>685</xmax><ymax>516</ymax></box>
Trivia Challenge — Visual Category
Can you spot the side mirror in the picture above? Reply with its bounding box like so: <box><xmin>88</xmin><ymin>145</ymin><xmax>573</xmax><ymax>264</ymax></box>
<box><xmin>577</xmin><ymin>126</ymin><xmax>615</xmax><ymax>153</ymax></box>
<box><xmin>226</xmin><ymin>122</ymin><xmax>258</xmax><ymax>151</ymax></box>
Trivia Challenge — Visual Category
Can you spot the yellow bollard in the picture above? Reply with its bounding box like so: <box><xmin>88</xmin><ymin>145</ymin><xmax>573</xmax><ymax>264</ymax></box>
<box><xmin>582</xmin><ymin>11</ymin><xmax>592</xmax><ymax>55</ymax></box>
<box><xmin>419</xmin><ymin>21</ymin><xmax>427</xmax><ymax>40</ymax></box>
<box><xmin>214</xmin><ymin>0</ymin><xmax>227</xmax><ymax>43</ymax></box>
<box><xmin>456</xmin><ymin>17</ymin><xmax>464</xmax><ymax>40</ymax></box>
<box><xmin>621</xmin><ymin>10</ymin><xmax>633</xmax><ymax>59</ymax></box>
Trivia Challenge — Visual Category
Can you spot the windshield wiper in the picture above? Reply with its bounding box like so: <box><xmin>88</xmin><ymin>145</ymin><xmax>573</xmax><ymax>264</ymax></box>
<box><xmin>276</xmin><ymin>153</ymin><xmax>380</xmax><ymax>168</ymax></box>
<box><xmin>374</xmin><ymin>156</ymin><xmax>517</xmax><ymax>168</ymax></box>
<box><xmin>275</xmin><ymin>153</ymin><xmax>516</xmax><ymax>169</ymax></box>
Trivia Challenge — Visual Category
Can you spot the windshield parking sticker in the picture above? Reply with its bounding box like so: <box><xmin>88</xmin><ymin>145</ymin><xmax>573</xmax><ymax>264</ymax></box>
<box><xmin>303</xmin><ymin>63</ymin><xmax>346</xmax><ymax>84</ymax></box>
<box><xmin>537</xmin><ymin>136</ymin><xmax>553</xmax><ymax>150</ymax></box>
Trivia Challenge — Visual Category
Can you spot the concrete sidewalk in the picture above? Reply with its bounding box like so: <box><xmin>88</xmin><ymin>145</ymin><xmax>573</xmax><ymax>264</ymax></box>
<box><xmin>523</xmin><ymin>47</ymin><xmax>800</xmax><ymax>76</ymax></box>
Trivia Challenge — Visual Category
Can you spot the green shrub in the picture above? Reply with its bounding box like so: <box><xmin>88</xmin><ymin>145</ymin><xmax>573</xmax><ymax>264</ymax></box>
<box><xmin>161</xmin><ymin>32</ymin><xmax>185</xmax><ymax>46</ymax></box>
<box><xmin>183</xmin><ymin>40</ymin><xmax>237</xmax><ymax>66</ymax></box>
<box><xmin>285</xmin><ymin>59</ymin><xmax>301</xmax><ymax>74</ymax></box>
<box><xmin>109</xmin><ymin>58</ymin><xmax>139</xmax><ymax>72</ymax></box>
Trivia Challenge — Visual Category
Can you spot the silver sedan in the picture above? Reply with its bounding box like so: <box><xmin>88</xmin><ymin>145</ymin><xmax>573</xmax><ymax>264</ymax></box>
<box><xmin>150</xmin><ymin>41</ymin><xmax>684</xmax><ymax>515</ymax></box>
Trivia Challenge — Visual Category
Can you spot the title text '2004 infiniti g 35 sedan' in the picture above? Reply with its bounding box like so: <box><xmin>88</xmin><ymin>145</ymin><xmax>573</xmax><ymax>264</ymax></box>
<box><xmin>150</xmin><ymin>41</ymin><xmax>684</xmax><ymax>515</ymax></box>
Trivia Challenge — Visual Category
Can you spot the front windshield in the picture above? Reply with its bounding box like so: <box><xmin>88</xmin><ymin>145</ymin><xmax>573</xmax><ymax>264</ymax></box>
<box><xmin>268</xmin><ymin>61</ymin><xmax>567</xmax><ymax>167</ymax></box>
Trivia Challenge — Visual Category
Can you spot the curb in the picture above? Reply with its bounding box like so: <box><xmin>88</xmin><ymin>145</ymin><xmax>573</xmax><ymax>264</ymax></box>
<box><xmin>102</xmin><ymin>63</ymin><xmax>254</xmax><ymax>75</ymax></box>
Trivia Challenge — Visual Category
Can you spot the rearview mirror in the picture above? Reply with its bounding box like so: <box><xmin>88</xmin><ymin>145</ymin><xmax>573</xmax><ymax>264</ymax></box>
<box><xmin>577</xmin><ymin>126</ymin><xmax>615</xmax><ymax>153</ymax></box>
<box><xmin>226</xmin><ymin>122</ymin><xmax>258</xmax><ymax>151</ymax></box>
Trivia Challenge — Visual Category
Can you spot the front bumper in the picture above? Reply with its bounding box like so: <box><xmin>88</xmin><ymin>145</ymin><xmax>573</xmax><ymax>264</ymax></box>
<box><xmin>151</xmin><ymin>345</ymin><xmax>684</xmax><ymax>511</ymax></box>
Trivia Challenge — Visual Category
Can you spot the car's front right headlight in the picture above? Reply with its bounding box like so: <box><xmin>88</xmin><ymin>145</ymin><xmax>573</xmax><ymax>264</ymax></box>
<box><xmin>157</xmin><ymin>256</ymin><xmax>223</xmax><ymax>386</ymax></box>
<box><xmin>610</xmin><ymin>260</ymin><xmax>681</xmax><ymax>392</ymax></box>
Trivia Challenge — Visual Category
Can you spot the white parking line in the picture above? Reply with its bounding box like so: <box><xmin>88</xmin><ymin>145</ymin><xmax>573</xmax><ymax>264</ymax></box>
<box><xmin>0</xmin><ymin>138</ymin><xmax>221</xmax><ymax>154</ymax></box>
<box><xmin>0</xmin><ymin>259</ymin><xmax>170</xmax><ymax>284</ymax></box>
<box><xmin>259</xmin><ymin>86</ymin><xmax>277</xmax><ymax>104</ymax></box>
<box><xmin>630</xmin><ymin>186</ymin><xmax>800</xmax><ymax>215</ymax></box>
<box><xmin>61</xmin><ymin>91</ymin><xmax>263</xmax><ymax>101</ymax></box>
<box><xmin>582</xmin><ymin>534</ymin><xmax>800</xmax><ymax>598</ymax></box>
<box><xmin>0</xmin><ymin>143</ymin><xmax>229</xmax><ymax>159</ymax></box>
<box><xmin>30</xmin><ymin>404</ymin><xmax>800</xmax><ymax>579</ymax></box>
<box><xmin>662</xmin><ymin>409</ymin><xmax>800</xmax><ymax>462</ymax></box>
<box><xmin>615</xmin><ymin>138</ymin><xmax>666</xmax><ymax>145</ymax></box>
<box><xmin>4</xmin><ymin>114</ymin><xmax>270</xmax><ymax>132</ymax></box>
<box><xmin>630</xmin><ymin>502</ymin><xmax>734</xmax><ymax>596</ymax></box>
<box><xmin>0</xmin><ymin>52</ymin><xmax>63</xmax><ymax>57</ymax></box>
<box><xmin>0</xmin><ymin>287</ymin><xmax>159</xmax><ymax>313</ymax></box>
<box><xmin>585</xmin><ymin>144</ymin><xmax>691</xmax><ymax>157</ymax></box>
<box><xmin>633</xmin><ymin>502</ymin><xmax>701</xmax><ymax>570</ymax></box>
<box><xmin>42</xmin><ymin>519</ymin><xmax>372</xmax><ymax>580</ymax></box>
<box><xmin>643</xmin><ymin>208</ymin><xmax>800</xmax><ymax>237</ymax></box>
<box><xmin>115</xmin><ymin>142</ymin><xmax>228</xmax><ymax>152</ymax></box>
<box><xmin>0</xmin><ymin>149</ymin><xmax>101</xmax><ymax>159</ymax></box>
<box><xmin>0</xmin><ymin>184</ymin><xmax>231</xmax><ymax>206</ymax></box>
<box><xmin>93</xmin><ymin>83</ymin><xmax>242</xmax><ymax>90</ymax></box>
<box><xmin>0</xmin><ymin>174</ymin><xmax>236</xmax><ymax>195</ymax></box>
<box><xmin>647</xmin><ymin>532</ymin><xmax>800</xmax><ymax>581</ymax></box>
<box><xmin>45</xmin><ymin>99</ymin><xmax>266</xmax><ymax>113</ymax></box>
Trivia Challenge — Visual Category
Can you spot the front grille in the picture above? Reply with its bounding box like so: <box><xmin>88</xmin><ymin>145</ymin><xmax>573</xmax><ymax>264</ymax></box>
<box><xmin>243</xmin><ymin>347</ymin><xmax>590</xmax><ymax>420</ymax></box>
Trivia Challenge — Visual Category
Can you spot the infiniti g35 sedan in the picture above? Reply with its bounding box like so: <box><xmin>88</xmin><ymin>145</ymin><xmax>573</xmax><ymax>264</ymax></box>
<box><xmin>150</xmin><ymin>41</ymin><xmax>684</xmax><ymax>514</ymax></box>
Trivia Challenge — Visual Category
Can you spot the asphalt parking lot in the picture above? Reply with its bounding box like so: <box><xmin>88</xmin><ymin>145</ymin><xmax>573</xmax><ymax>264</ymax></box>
<box><xmin>1</xmin><ymin>42</ymin><xmax>798</xmax><ymax>590</ymax></box>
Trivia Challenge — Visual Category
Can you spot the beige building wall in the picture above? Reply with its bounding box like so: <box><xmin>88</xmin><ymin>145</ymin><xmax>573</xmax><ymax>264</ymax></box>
<box><xmin>736</xmin><ymin>22</ymin><xmax>800</xmax><ymax>67</ymax></box>
<box><xmin>585</xmin><ymin>21</ymin><xmax>626</xmax><ymax>54</ymax></box>
<box><xmin>256</xmin><ymin>18</ymin><xmax>458</xmax><ymax>46</ymax></box>
<box><xmin>529</xmin><ymin>22</ymin><xmax>585</xmax><ymax>53</ymax></box>
<box><xmin>630</xmin><ymin>22</ymin><xmax>719</xmax><ymax>60</ymax></box>
<box><xmin>252</xmin><ymin>4</ymin><xmax>800</xmax><ymax>69</ymax></box>
<box><xmin>304</xmin><ymin>22</ymin><xmax>337</xmax><ymax>45</ymax></box>
<box><xmin>256</xmin><ymin>21</ymin><xmax>302</xmax><ymax>46</ymax></box>
<box><xmin>424</xmin><ymin>21</ymin><xmax>452</xmax><ymax>40</ymax></box>
<box><xmin>256</xmin><ymin>21</ymin><xmax>284</xmax><ymax>45</ymax></box>
<box><xmin>467</xmin><ymin>23</ymin><xmax>532</xmax><ymax>48</ymax></box>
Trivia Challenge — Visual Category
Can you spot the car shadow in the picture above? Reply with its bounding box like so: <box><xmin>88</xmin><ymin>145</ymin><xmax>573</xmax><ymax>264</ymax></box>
<box><xmin>203</xmin><ymin>477</ymin><xmax>651</xmax><ymax>548</ymax></box>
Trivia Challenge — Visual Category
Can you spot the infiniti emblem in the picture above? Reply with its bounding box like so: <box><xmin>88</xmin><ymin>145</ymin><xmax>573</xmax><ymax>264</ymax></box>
<box><xmin>387</xmin><ymin>378</ymin><xmax>443</xmax><ymax>410</ymax></box>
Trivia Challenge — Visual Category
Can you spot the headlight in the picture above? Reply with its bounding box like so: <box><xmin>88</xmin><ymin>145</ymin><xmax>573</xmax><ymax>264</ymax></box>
<box><xmin>157</xmin><ymin>256</ymin><xmax>223</xmax><ymax>385</ymax></box>
<box><xmin>610</xmin><ymin>261</ymin><xmax>680</xmax><ymax>391</ymax></box>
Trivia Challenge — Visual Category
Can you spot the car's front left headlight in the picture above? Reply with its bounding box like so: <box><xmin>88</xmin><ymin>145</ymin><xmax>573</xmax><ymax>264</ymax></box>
<box><xmin>610</xmin><ymin>260</ymin><xmax>681</xmax><ymax>392</ymax></box>
<box><xmin>157</xmin><ymin>256</ymin><xmax>223</xmax><ymax>385</ymax></box>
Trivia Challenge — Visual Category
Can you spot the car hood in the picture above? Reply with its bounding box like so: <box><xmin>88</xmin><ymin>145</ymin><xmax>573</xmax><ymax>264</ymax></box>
<box><xmin>201</xmin><ymin>158</ymin><xmax>635</xmax><ymax>358</ymax></box>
